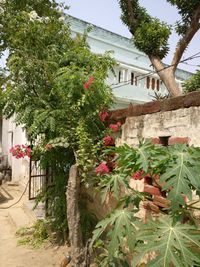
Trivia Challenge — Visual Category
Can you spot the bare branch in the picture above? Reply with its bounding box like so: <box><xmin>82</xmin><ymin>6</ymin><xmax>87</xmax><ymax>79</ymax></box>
<box><xmin>171</xmin><ymin>5</ymin><xmax>200</xmax><ymax>72</ymax></box>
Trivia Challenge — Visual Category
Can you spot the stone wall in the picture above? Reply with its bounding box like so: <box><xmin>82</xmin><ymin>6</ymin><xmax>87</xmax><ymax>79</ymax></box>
<box><xmin>110</xmin><ymin>91</ymin><xmax>200</xmax><ymax>147</ymax></box>
<box><xmin>119</xmin><ymin>106</ymin><xmax>200</xmax><ymax>146</ymax></box>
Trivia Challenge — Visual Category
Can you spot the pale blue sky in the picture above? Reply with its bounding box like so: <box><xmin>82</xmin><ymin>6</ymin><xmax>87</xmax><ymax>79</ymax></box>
<box><xmin>64</xmin><ymin>0</ymin><xmax>200</xmax><ymax>73</ymax></box>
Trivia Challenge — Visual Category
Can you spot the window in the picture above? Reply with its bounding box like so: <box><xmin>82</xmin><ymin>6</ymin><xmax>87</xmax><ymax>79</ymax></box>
<box><xmin>156</xmin><ymin>80</ymin><xmax>160</xmax><ymax>91</ymax></box>
<box><xmin>151</xmin><ymin>78</ymin><xmax>155</xmax><ymax>90</ymax></box>
<box><xmin>131</xmin><ymin>72</ymin><xmax>134</xmax><ymax>85</ymax></box>
<box><xmin>118</xmin><ymin>70</ymin><xmax>121</xmax><ymax>83</ymax></box>
<box><xmin>146</xmin><ymin>76</ymin><xmax>150</xmax><ymax>89</ymax></box>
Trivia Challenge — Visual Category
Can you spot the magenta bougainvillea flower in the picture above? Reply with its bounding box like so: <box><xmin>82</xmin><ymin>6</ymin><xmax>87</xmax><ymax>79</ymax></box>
<box><xmin>103</xmin><ymin>136</ymin><xmax>115</xmax><ymax>146</ymax></box>
<box><xmin>95</xmin><ymin>162</ymin><xmax>110</xmax><ymax>175</ymax></box>
<box><xmin>109</xmin><ymin>121</ymin><xmax>121</xmax><ymax>132</ymax></box>
<box><xmin>99</xmin><ymin>110</ymin><xmax>109</xmax><ymax>122</ymax></box>
<box><xmin>83</xmin><ymin>76</ymin><xmax>94</xmax><ymax>90</ymax></box>
<box><xmin>9</xmin><ymin>144</ymin><xmax>31</xmax><ymax>159</ymax></box>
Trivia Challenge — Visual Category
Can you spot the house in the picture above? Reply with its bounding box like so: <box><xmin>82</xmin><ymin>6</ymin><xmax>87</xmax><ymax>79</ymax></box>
<box><xmin>0</xmin><ymin>15</ymin><xmax>193</xmax><ymax>190</ymax></box>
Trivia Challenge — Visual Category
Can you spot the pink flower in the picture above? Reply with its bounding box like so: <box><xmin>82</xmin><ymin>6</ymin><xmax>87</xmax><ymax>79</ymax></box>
<box><xmin>9</xmin><ymin>144</ymin><xmax>31</xmax><ymax>159</ymax></box>
<box><xmin>83</xmin><ymin>76</ymin><xmax>94</xmax><ymax>90</ymax></box>
<box><xmin>131</xmin><ymin>170</ymin><xmax>144</xmax><ymax>180</ymax></box>
<box><xmin>99</xmin><ymin>111</ymin><xmax>109</xmax><ymax>122</ymax></box>
<box><xmin>95</xmin><ymin>163</ymin><xmax>110</xmax><ymax>175</ymax></box>
<box><xmin>103</xmin><ymin>136</ymin><xmax>115</xmax><ymax>146</ymax></box>
<box><xmin>109</xmin><ymin>122</ymin><xmax>121</xmax><ymax>132</ymax></box>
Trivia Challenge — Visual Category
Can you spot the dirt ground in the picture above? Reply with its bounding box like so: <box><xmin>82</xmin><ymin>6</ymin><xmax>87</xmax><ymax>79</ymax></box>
<box><xmin>0</xmin><ymin>183</ymin><xmax>69</xmax><ymax>267</ymax></box>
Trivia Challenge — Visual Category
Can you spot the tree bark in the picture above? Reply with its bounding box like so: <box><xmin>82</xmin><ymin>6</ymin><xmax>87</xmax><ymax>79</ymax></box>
<box><xmin>66</xmin><ymin>164</ymin><xmax>87</xmax><ymax>267</ymax></box>
<box><xmin>149</xmin><ymin>55</ymin><xmax>182</xmax><ymax>97</ymax></box>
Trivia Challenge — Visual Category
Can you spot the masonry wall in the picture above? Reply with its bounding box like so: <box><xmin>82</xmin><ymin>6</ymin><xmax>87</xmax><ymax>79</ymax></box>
<box><xmin>119</xmin><ymin>106</ymin><xmax>200</xmax><ymax>147</ymax></box>
<box><xmin>110</xmin><ymin>91</ymin><xmax>200</xmax><ymax>147</ymax></box>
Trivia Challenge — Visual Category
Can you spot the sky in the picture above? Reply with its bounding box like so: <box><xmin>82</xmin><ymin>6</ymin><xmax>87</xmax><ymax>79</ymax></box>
<box><xmin>64</xmin><ymin>0</ymin><xmax>200</xmax><ymax>73</ymax></box>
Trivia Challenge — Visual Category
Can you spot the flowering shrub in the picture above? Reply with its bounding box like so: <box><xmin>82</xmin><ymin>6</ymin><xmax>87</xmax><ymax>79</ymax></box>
<box><xmin>83</xmin><ymin>76</ymin><xmax>94</xmax><ymax>90</ymax></box>
<box><xmin>103</xmin><ymin>136</ymin><xmax>115</xmax><ymax>146</ymax></box>
<box><xmin>95</xmin><ymin>162</ymin><xmax>110</xmax><ymax>175</ymax></box>
<box><xmin>9</xmin><ymin>144</ymin><xmax>31</xmax><ymax>159</ymax></box>
<box><xmin>99</xmin><ymin>111</ymin><xmax>109</xmax><ymax>122</ymax></box>
<box><xmin>109</xmin><ymin>122</ymin><xmax>121</xmax><ymax>132</ymax></box>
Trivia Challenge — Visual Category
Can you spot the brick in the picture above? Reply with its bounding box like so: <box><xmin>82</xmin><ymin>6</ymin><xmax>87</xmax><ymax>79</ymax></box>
<box><xmin>153</xmin><ymin>196</ymin><xmax>170</xmax><ymax>208</ymax></box>
<box><xmin>168</xmin><ymin>137</ymin><xmax>190</xmax><ymax>145</ymax></box>
<box><xmin>143</xmin><ymin>184</ymin><xmax>162</xmax><ymax>196</ymax></box>
<box><xmin>151</xmin><ymin>138</ymin><xmax>161</xmax><ymax>145</ymax></box>
<box><xmin>143</xmin><ymin>201</ymin><xmax>160</xmax><ymax>213</ymax></box>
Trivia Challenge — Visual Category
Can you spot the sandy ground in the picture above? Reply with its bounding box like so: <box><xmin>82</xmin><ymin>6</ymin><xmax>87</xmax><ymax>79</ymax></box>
<box><xmin>0</xmin><ymin>183</ymin><xmax>69</xmax><ymax>267</ymax></box>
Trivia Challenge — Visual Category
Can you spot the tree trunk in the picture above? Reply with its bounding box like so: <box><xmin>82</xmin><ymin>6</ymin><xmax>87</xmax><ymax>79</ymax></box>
<box><xmin>158</xmin><ymin>68</ymin><xmax>182</xmax><ymax>97</ymax></box>
<box><xmin>65</xmin><ymin>164</ymin><xmax>90</xmax><ymax>267</ymax></box>
<box><xmin>149</xmin><ymin>55</ymin><xmax>182</xmax><ymax>97</ymax></box>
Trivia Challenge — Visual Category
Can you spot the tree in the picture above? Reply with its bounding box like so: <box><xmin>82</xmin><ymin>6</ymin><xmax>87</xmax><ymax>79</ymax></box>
<box><xmin>0</xmin><ymin>1</ymin><xmax>114</xmax><ymax>265</ymax></box>
<box><xmin>118</xmin><ymin>0</ymin><xmax>200</xmax><ymax>97</ymax></box>
<box><xmin>184</xmin><ymin>69</ymin><xmax>200</xmax><ymax>93</ymax></box>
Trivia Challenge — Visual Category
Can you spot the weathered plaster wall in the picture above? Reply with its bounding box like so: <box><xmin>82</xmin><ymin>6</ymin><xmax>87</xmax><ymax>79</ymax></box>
<box><xmin>119</xmin><ymin>106</ymin><xmax>200</xmax><ymax>147</ymax></box>
<box><xmin>110</xmin><ymin>91</ymin><xmax>200</xmax><ymax>147</ymax></box>
<box><xmin>2</xmin><ymin>116</ymin><xmax>29</xmax><ymax>185</ymax></box>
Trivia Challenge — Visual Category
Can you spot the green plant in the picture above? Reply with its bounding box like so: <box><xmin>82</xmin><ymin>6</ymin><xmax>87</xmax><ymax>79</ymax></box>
<box><xmin>91</xmin><ymin>141</ymin><xmax>200</xmax><ymax>266</ymax></box>
<box><xmin>16</xmin><ymin>220</ymin><xmax>50</xmax><ymax>249</ymax></box>
<box><xmin>183</xmin><ymin>70</ymin><xmax>200</xmax><ymax>93</ymax></box>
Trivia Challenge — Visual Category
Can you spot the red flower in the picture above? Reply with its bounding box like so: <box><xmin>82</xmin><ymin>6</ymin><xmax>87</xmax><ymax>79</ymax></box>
<box><xmin>109</xmin><ymin>122</ymin><xmax>121</xmax><ymax>132</ymax></box>
<box><xmin>131</xmin><ymin>170</ymin><xmax>144</xmax><ymax>180</ymax></box>
<box><xmin>95</xmin><ymin>163</ymin><xmax>110</xmax><ymax>175</ymax></box>
<box><xmin>83</xmin><ymin>76</ymin><xmax>94</xmax><ymax>90</ymax></box>
<box><xmin>103</xmin><ymin>136</ymin><xmax>115</xmax><ymax>146</ymax></box>
<box><xmin>99</xmin><ymin>111</ymin><xmax>109</xmax><ymax>122</ymax></box>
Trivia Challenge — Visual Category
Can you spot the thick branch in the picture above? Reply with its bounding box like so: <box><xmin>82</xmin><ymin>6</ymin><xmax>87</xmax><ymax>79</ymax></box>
<box><xmin>126</xmin><ymin>0</ymin><xmax>138</xmax><ymax>29</ymax></box>
<box><xmin>171</xmin><ymin>5</ymin><xmax>200</xmax><ymax>72</ymax></box>
<box><xmin>149</xmin><ymin>55</ymin><xmax>182</xmax><ymax>97</ymax></box>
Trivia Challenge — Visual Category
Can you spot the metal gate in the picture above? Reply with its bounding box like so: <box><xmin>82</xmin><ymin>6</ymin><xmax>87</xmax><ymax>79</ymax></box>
<box><xmin>28</xmin><ymin>159</ymin><xmax>48</xmax><ymax>200</ymax></box>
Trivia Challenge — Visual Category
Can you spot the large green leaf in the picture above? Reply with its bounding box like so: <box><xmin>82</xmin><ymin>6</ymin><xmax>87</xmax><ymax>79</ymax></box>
<box><xmin>99</xmin><ymin>173</ymin><xmax>128</xmax><ymax>203</ymax></box>
<box><xmin>91</xmin><ymin>209</ymin><xmax>138</xmax><ymax>259</ymax></box>
<box><xmin>160</xmin><ymin>145</ymin><xmax>200</xmax><ymax>210</ymax></box>
<box><xmin>133</xmin><ymin>216</ymin><xmax>200</xmax><ymax>267</ymax></box>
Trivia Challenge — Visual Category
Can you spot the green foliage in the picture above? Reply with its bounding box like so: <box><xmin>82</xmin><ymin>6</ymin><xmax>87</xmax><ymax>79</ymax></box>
<box><xmin>166</xmin><ymin>0</ymin><xmax>200</xmax><ymax>35</ymax></box>
<box><xmin>16</xmin><ymin>220</ymin><xmax>50</xmax><ymax>249</ymax></box>
<box><xmin>92</xmin><ymin>141</ymin><xmax>200</xmax><ymax>266</ymax></box>
<box><xmin>99</xmin><ymin>173</ymin><xmax>128</xmax><ymax>203</ymax></box>
<box><xmin>160</xmin><ymin>144</ymin><xmax>200</xmax><ymax>210</ymax></box>
<box><xmin>1</xmin><ymin>0</ymin><xmax>114</xmax><ymax>248</ymax></box>
<box><xmin>118</xmin><ymin>0</ymin><xmax>200</xmax><ymax>61</ymax></box>
<box><xmin>134</xmin><ymin>216</ymin><xmax>200</xmax><ymax>267</ymax></box>
<box><xmin>183</xmin><ymin>70</ymin><xmax>200</xmax><ymax>93</ymax></box>
<box><xmin>118</xmin><ymin>0</ymin><xmax>171</xmax><ymax>58</ymax></box>
<box><xmin>91</xmin><ymin>209</ymin><xmax>138</xmax><ymax>259</ymax></box>
<box><xmin>134</xmin><ymin>19</ymin><xmax>171</xmax><ymax>59</ymax></box>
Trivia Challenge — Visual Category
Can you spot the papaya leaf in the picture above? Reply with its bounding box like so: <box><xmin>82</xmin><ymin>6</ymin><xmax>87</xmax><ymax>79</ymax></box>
<box><xmin>160</xmin><ymin>145</ymin><xmax>200</xmax><ymax>210</ymax></box>
<box><xmin>91</xmin><ymin>209</ymin><xmax>138</xmax><ymax>259</ymax></box>
<box><xmin>133</xmin><ymin>215</ymin><xmax>200</xmax><ymax>267</ymax></box>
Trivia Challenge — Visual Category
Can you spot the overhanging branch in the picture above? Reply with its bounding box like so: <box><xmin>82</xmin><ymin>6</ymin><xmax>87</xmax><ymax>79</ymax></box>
<box><xmin>171</xmin><ymin>4</ymin><xmax>200</xmax><ymax>72</ymax></box>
